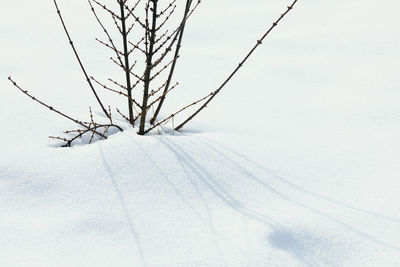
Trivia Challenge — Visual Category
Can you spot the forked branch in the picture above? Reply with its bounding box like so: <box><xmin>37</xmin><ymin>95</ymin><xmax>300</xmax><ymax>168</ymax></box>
<box><xmin>89</xmin><ymin>0</ymin><xmax>124</xmax><ymax>67</ymax></box>
<box><xmin>150</xmin><ymin>0</ymin><xmax>196</xmax><ymax>124</ymax></box>
<box><xmin>144</xmin><ymin>92</ymin><xmax>213</xmax><ymax>134</ymax></box>
<box><xmin>51</xmin><ymin>123</ymin><xmax>123</xmax><ymax>147</ymax></box>
<box><xmin>175</xmin><ymin>0</ymin><xmax>298</xmax><ymax>131</ymax></box>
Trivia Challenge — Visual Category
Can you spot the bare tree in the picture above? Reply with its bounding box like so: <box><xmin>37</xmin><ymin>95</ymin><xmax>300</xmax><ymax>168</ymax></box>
<box><xmin>8</xmin><ymin>0</ymin><xmax>298</xmax><ymax>146</ymax></box>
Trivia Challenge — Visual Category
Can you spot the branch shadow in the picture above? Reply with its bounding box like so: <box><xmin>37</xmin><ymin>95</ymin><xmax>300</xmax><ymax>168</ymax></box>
<box><xmin>103</xmin><ymin>133</ymin><xmax>399</xmax><ymax>266</ymax></box>
<box><xmin>201</xmin><ymin>137</ymin><xmax>400</xmax><ymax>225</ymax></box>
<box><xmin>98</xmin><ymin>144</ymin><xmax>147</xmax><ymax>267</ymax></box>
<box><xmin>124</xmin><ymin>134</ymin><xmax>254</xmax><ymax>262</ymax></box>
<box><xmin>156</xmin><ymin>137</ymin><xmax>329</xmax><ymax>266</ymax></box>
<box><xmin>162</xmin><ymin>135</ymin><xmax>400</xmax><ymax>251</ymax></box>
<box><xmin>157</xmin><ymin>137</ymin><xmax>283</xmax><ymax>229</ymax></box>
<box><xmin>192</xmin><ymin>137</ymin><xmax>400</xmax><ymax>252</ymax></box>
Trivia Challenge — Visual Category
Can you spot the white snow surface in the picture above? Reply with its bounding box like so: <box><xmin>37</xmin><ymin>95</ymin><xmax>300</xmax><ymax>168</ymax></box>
<box><xmin>1</xmin><ymin>0</ymin><xmax>400</xmax><ymax>266</ymax></box>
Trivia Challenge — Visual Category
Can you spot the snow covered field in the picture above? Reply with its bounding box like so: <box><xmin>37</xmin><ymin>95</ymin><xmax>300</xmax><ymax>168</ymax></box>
<box><xmin>1</xmin><ymin>0</ymin><xmax>400</xmax><ymax>266</ymax></box>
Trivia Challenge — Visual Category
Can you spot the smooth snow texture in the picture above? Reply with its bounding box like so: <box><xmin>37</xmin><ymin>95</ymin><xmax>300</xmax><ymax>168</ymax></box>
<box><xmin>1</xmin><ymin>0</ymin><xmax>400</xmax><ymax>266</ymax></box>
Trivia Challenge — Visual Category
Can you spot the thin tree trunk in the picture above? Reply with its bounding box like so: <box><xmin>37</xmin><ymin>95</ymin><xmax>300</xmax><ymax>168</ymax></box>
<box><xmin>119</xmin><ymin>0</ymin><xmax>135</xmax><ymax>126</ymax></box>
<box><xmin>138</xmin><ymin>0</ymin><xmax>158</xmax><ymax>135</ymax></box>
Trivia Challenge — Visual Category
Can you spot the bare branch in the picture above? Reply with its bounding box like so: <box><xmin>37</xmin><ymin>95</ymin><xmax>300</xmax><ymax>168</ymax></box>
<box><xmin>128</xmin><ymin>38</ymin><xmax>146</xmax><ymax>55</ymax></box>
<box><xmin>129</xmin><ymin>82</ymin><xmax>178</xmax><ymax>126</ymax></box>
<box><xmin>110</xmin><ymin>56</ymin><xmax>125</xmax><ymax>70</ymax></box>
<box><xmin>126</xmin><ymin>21</ymin><xmax>135</xmax><ymax>35</ymax></box>
<box><xmin>116</xmin><ymin>108</ymin><xmax>131</xmax><ymax>123</ymax></box>
<box><xmin>158</xmin><ymin>1</ymin><xmax>176</xmax><ymax>17</ymax></box>
<box><xmin>152</xmin><ymin>34</ymin><xmax>176</xmax><ymax>62</ymax></box>
<box><xmin>128</xmin><ymin>0</ymin><xmax>142</xmax><ymax>13</ymax></box>
<box><xmin>150</xmin><ymin>55</ymin><xmax>179</xmax><ymax>80</ymax></box>
<box><xmin>149</xmin><ymin>80</ymin><xmax>168</xmax><ymax>98</ymax></box>
<box><xmin>156</xmin><ymin>4</ymin><xmax>176</xmax><ymax>32</ymax></box>
<box><xmin>91</xmin><ymin>76</ymin><xmax>142</xmax><ymax>108</ymax></box>
<box><xmin>175</xmin><ymin>0</ymin><xmax>299</xmax><ymax>131</ymax></box>
<box><xmin>155</xmin><ymin>29</ymin><xmax>169</xmax><ymax>44</ymax></box>
<box><xmin>53</xmin><ymin>0</ymin><xmax>110</xmax><ymax>118</ymax></box>
<box><xmin>112</xmin><ymin>14</ymin><xmax>123</xmax><ymax>33</ymax></box>
<box><xmin>8</xmin><ymin>77</ymin><xmax>107</xmax><ymax>139</ymax></box>
<box><xmin>123</xmin><ymin>1</ymin><xmax>148</xmax><ymax>30</ymax></box>
<box><xmin>147</xmin><ymin>82</ymin><xmax>178</xmax><ymax>108</ymax></box>
<box><xmin>53</xmin><ymin>123</ymin><xmax>123</xmax><ymax>147</ymax></box>
<box><xmin>150</xmin><ymin>0</ymin><xmax>194</xmax><ymax>124</ymax></box>
<box><xmin>92</xmin><ymin>76</ymin><xmax>125</xmax><ymax>95</ymax></box>
<box><xmin>88</xmin><ymin>0</ymin><xmax>124</xmax><ymax>67</ymax></box>
<box><xmin>110</xmin><ymin>55</ymin><xmax>144</xmax><ymax>82</ymax></box>
<box><xmin>91</xmin><ymin>0</ymin><xmax>121</xmax><ymax>20</ymax></box>
<box><xmin>96</xmin><ymin>38</ymin><xmax>124</xmax><ymax>56</ymax></box>
<box><xmin>108</xmin><ymin>78</ymin><xmax>127</xmax><ymax>90</ymax></box>
<box><xmin>145</xmin><ymin>92</ymin><xmax>213</xmax><ymax>134</ymax></box>
<box><xmin>128</xmin><ymin>60</ymin><xmax>138</xmax><ymax>73</ymax></box>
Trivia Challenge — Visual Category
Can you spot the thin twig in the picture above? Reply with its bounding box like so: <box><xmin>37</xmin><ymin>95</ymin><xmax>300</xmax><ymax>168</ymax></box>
<box><xmin>88</xmin><ymin>0</ymin><xmax>124</xmax><ymax>67</ymax></box>
<box><xmin>144</xmin><ymin>92</ymin><xmax>212</xmax><ymax>134</ymax></box>
<box><xmin>91</xmin><ymin>0</ymin><xmax>121</xmax><ymax>20</ymax></box>
<box><xmin>58</xmin><ymin>124</ymin><xmax>122</xmax><ymax>147</ymax></box>
<box><xmin>128</xmin><ymin>38</ymin><xmax>146</xmax><ymax>55</ymax></box>
<box><xmin>95</xmin><ymin>38</ymin><xmax>124</xmax><ymax>56</ymax></box>
<box><xmin>158</xmin><ymin>0</ymin><xmax>176</xmax><ymax>17</ymax></box>
<box><xmin>150</xmin><ymin>55</ymin><xmax>179</xmax><ymax>81</ymax></box>
<box><xmin>108</xmin><ymin>78</ymin><xmax>127</xmax><ymax>90</ymax></box>
<box><xmin>116</xmin><ymin>108</ymin><xmax>131</xmax><ymax>123</ymax></box>
<box><xmin>123</xmin><ymin>1</ymin><xmax>148</xmax><ymax>30</ymax></box>
<box><xmin>156</xmin><ymin>5</ymin><xmax>176</xmax><ymax>32</ymax></box>
<box><xmin>91</xmin><ymin>76</ymin><xmax>142</xmax><ymax>108</ymax></box>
